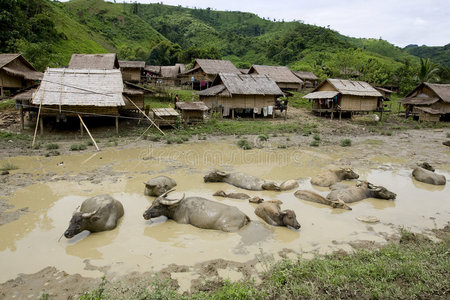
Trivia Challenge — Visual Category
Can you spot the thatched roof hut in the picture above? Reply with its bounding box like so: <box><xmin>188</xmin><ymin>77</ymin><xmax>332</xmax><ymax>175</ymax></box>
<box><xmin>68</xmin><ymin>53</ymin><xmax>119</xmax><ymax>69</ymax></box>
<box><xmin>176</xmin><ymin>101</ymin><xmax>209</xmax><ymax>123</ymax></box>
<box><xmin>183</xmin><ymin>59</ymin><xmax>240</xmax><ymax>89</ymax></box>
<box><xmin>119</xmin><ymin>60</ymin><xmax>145</xmax><ymax>83</ymax></box>
<box><xmin>0</xmin><ymin>54</ymin><xmax>42</xmax><ymax>97</ymax></box>
<box><xmin>198</xmin><ymin>73</ymin><xmax>283</xmax><ymax>119</ymax></box>
<box><xmin>400</xmin><ymin>82</ymin><xmax>450</xmax><ymax>121</ymax></box>
<box><xmin>303</xmin><ymin>78</ymin><xmax>382</xmax><ymax>118</ymax></box>
<box><xmin>32</xmin><ymin>68</ymin><xmax>124</xmax><ymax>116</ymax></box>
<box><xmin>292</xmin><ymin>71</ymin><xmax>318</xmax><ymax>87</ymax></box>
<box><xmin>248</xmin><ymin>65</ymin><xmax>303</xmax><ymax>91</ymax></box>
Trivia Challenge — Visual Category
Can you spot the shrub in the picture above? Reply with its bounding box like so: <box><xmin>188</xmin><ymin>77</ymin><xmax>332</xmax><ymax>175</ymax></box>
<box><xmin>310</xmin><ymin>140</ymin><xmax>319</xmax><ymax>147</ymax></box>
<box><xmin>258</xmin><ymin>134</ymin><xmax>269</xmax><ymax>141</ymax></box>
<box><xmin>341</xmin><ymin>139</ymin><xmax>352</xmax><ymax>147</ymax></box>
<box><xmin>45</xmin><ymin>143</ymin><xmax>59</xmax><ymax>150</ymax></box>
<box><xmin>86</xmin><ymin>140</ymin><xmax>94</xmax><ymax>146</ymax></box>
<box><xmin>237</xmin><ymin>139</ymin><xmax>253</xmax><ymax>150</ymax></box>
<box><xmin>313</xmin><ymin>134</ymin><xmax>321</xmax><ymax>141</ymax></box>
<box><xmin>0</xmin><ymin>162</ymin><xmax>18</xmax><ymax>171</ymax></box>
<box><xmin>70</xmin><ymin>143</ymin><xmax>87</xmax><ymax>151</ymax></box>
<box><xmin>148</xmin><ymin>134</ymin><xmax>161</xmax><ymax>142</ymax></box>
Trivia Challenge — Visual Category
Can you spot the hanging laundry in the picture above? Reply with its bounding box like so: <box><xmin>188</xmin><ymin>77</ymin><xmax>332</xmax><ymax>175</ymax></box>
<box><xmin>223</xmin><ymin>107</ymin><xmax>230</xmax><ymax>116</ymax></box>
<box><xmin>254</xmin><ymin>107</ymin><xmax>259</xmax><ymax>114</ymax></box>
<box><xmin>263</xmin><ymin>107</ymin><xmax>268</xmax><ymax>117</ymax></box>
<box><xmin>268</xmin><ymin>106</ymin><xmax>273</xmax><ymax>115</ymax></box>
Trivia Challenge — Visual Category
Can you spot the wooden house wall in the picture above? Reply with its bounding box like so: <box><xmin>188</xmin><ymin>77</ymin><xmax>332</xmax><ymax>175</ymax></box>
<box><xmin>181</xmin><ymin>110</ymin><xmax>204</xmax><ymax>122</ymax></box>
<box><xmin>201</xmin><ymin>94</ymin><xmax>275</xmax><ymax>109</ymax></box>
<box><xmin>123</xmin><ymin>94</ymin><xmax>144</xmax><ymax>110</ymax></box>
<box><xmin>40</xmin><ymin>105</ymin><xmax>119</xmax><ymax>116</ymax></box>
<box><xmin>0</xmin><ymin>70</ymin><xmax>23</xmax><ymax>88</ymax></box>
<box><xmin>316</xmin><ymin>81</ymin><xmax>337</xmax><ymax>92</ymax></box>
<box><xmin>278</xmin><ymin>82</ymin><xmax>302</xmax><ymax>91</ymax></box>
<box><xmin>340</xmin><ymin>95</ymin><xmax>378</xmax><ymax>111</ymax></box>
<box><xmin>121</xmin><ymin>69</ymin><xmax>141</xmax><ymax>82</ymax></box>
<box><xmin>419</xmin><ymin>112</ymin><xmax>440</xmax><ymax>122</ymax></box>
<box><xmin>430</xmin><ymin>102</ymin><xmax>450</xmax><ymax>113</ymax></box>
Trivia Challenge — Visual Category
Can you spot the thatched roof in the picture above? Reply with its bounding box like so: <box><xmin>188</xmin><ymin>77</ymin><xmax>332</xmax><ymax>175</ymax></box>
<box><xmin>68</xmin><ymin>53</ymin><xmax>119</xmax><ymax>69</ymax></box>
<box><xmin>292</xmin><ymin>71</ymin><xmax>318</xmax><ymax>81</ymax></box>
<box><xmin>401</xmin><ymin>82</ymin><xmax>450</xmax><ymax>105</ymax></box>
<box><xmin>175</xmin><ymin>63</ymin><xmax>186</xmax><ymax>73</ymax></box>
<box><xmin>119</xmin><ymin>60</ymin><xmax>145</xmax><ymax>69</ymax></box>
<box><xmin>199</xmin><ymin>73</ymin><xmax>283</xmax><ymax>97</ymax></box>
<box><xmin>152</xmin><ymin>108</ymin><xmax>179</xmax><ymax>117</ymax></box>
<box><xmin>249</xmin><ymin>65</ymin><xmax>303</xmax><ymax>84</ymax></box>
<box><xmin>314</xmin><ymin>79</ymin><xmax>382</xmax><ymax>97</ymax></box>
<box><xmin>303</xmin><ymin>91</ymin><xmax>339</xmax><ymax>99</ymax></box>
<box><xmin>0</xmin><ymin>53</ymin><xmax>43</xmax><ymax>80</ymax></box>
<box><xmin>161</xmin><ymin>65</ymin><xmax>180</xmax><ymax>78</ymax></box>
<box><xmin>32</xmin><ymin>68</ymin><xmax>124</xmax><ymax>107</ymax></box>
<box><xmin>13</xmin><ymin>88</ymin><xmax>37</xmax><ymax>101</ymax></box>
<box><xmin>144</xmin><ymin>65</ymin><xmax>161</xmax><ymax>74</ymax></box>
<box><xmin>176</xmin><ymin>101</ymin><xmax>209</xmax><ymax>111</ymax></box>
<box><xmin>186</xmin><ymin>59</ymin><xmax>240</xmax><ymax>75</ymax></box>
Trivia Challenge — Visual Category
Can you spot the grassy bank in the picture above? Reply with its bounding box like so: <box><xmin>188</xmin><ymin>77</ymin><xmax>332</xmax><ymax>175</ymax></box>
<box><xmin>76</xmin><ymin>229</ymin><xmax>449</xmax><ymax>300</ymax></box>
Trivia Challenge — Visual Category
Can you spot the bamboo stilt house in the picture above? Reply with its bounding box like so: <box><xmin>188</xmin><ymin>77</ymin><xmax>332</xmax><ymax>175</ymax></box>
<box><xmin>119</xmin><ymin>60</ymin><xmax>145</xmax><ymax>83</ymax></box>
<box><xmin>176</xmin><ymin>101</ymin><xmax>209</xmax><ymax>124</ymax></box>
<box><xmin>303</xmin><ymin>78</ymin><xmax>383</xmax><ymax>118</ymax></box>
<box><xmin>198</xmin><ymin>73</ymin><xmax>283</xmax><ymax>119</ymax></box>
<box><xmin>182</xmin><ymin>59</ymin><xmax>240</xmax><ymax>90</ymax></box>
<box><xmin>68</xmin><ymin>53</ymin><xmax>119</xmax><ymax>69</ymax></box>
<box><xmin>399</xmin><ymin>82</ymin><xmax>450</xmax><ymax>121</ymax></box>
<box><xmin>248</xmin><ymin>65</ymin><xmax>303</xmax><ymax>91</ymax></box>
<box><xmin>31</xmin><ymin>68</ymin><xmax>125</xmax><ymax>132</ymax></box>
<box><xmin>0</xmin><ymin>54</ymin><xmax>43</xmax><ymax>98</ymax></box>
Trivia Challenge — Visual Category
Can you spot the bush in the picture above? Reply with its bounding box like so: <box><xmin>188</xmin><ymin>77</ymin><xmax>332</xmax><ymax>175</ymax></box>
<box><xmin>86</xmin><ymin>140</ymin><xmax>94</xmax><ymax>146</ymax></box>
<box><xmin>310</xmin><ymin>140</ymin><xmax>319</xmax><ymax>147</ymax></box>
<box><xmin>313</xmin><ymin>134</ymin><xmax>321</xmax><ymax>141</ymax></box>
<box><xmin>148</xmin><ymin>134</ymin><xmax>162</xmax><ymax>142</ymax></box>
<box><xmin>258</xmin><ymin>134</ymin><xmax>269</xmax><ymax>141</ymax></box>
<box><xmin>70</xmin><ymin>143</ymin><xmax>87</xmax><ymax>151</ymax></box>
<box><xmin>237</xmin><ymin>139</ymin><xmax>253</xmax><ymax>150</ymax></box>
<box><xmin>341</xmin><ymin>139</ymin><xmax>352</xmax><ymax>147</ymax></box>
<box><xmin>446</xmin><ymin>132</ymin><xmax>450</xmax><ymax>138</ymax></box>
<box><xmin>0</xmin><ymin>162</ymin><xmax>18</xmax><ymax>171</ymax></box>
<box><xmin>45</xmin><ymin>143</ymin><xmax>59</xmax><ymax>150</ymax></box>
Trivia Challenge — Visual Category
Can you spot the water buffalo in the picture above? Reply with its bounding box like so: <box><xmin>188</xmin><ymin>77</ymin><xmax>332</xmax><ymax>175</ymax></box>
<box><xmin>294</xmin><ymin>190</ymin><xmax>351</xmax><ymax>210</ymax></box>
<box><xmin>204</xmin><ymin>170</ymin><xmax>296</xmax><ymax>191</ymax></box>
<box><xmin>310</xmin><ymin>168</ymin><xmax>359</xmax><ymax>187</ymax></box>
<box><xmin>64</xmin><ymin>194</ymin><xmax>124</xmax><ymax>239</ymax></box>
<box><xmin>143</xmin><ymin>190</ymin><xmax>250</xmax><ymax>232</ymax></box>
<box><xmin>254</xmin><ymin>200</ymin><xmax>301</xmax><ymax>229</ymax></box>
<box><xmin>326</xmin><ymin>181</ymin><xmax>396</xmax><ymax>203</ymax></box>
<box><xmin>144</xmin><ymin>176</ymin><xmax>177</xmax><ymax>197</ymax></box>
<box><xmin>412</xmin><ymin>167</ymin><xmax>446</xmax><ymax>185</ymax></box>
<box><xmin>213</xmin><ymin>190</ymin><xmax>264</xmax><ymax>203</ymax></box>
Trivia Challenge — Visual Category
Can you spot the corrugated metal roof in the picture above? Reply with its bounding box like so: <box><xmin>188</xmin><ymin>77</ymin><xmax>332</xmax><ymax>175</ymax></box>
<box><xmin>69</xmin><ymin>53</ymin><xmax>119</xmax><ymax>69</ymax></box>
<box><xmin>249</xmin><ymin>65</ymin><xmax>303</xmax><ymax>84</ymax></box>
<box><xmin>32</xmin><ymin>68</ymin><xmax>125</xmax><ymax>107</ymax></box>
<box><xmin>119</xmin><ymin>60</ymin><xmax>145</xmax><ymax>69</ymax></box>
<box><xmin>303</xmin><ymin>91</ymin><xmax>339</xmax><ymax>99</ymax></box>
<box><xmin>189</xmin><ymin>59</ymin><xmax>240</xmax><ymax>75</ymax></box>
<box><xmin>325</xmin><ymin>79</ymin><xmax>382</xmax><ymax>97</ymax></box>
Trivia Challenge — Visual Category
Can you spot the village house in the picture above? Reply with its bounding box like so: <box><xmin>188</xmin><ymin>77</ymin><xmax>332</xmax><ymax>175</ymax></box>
<box><xmin>292</xmin><ymin>71</ymin><xmax>318</xmax><ymax>88</ymax></box>
<box><xmin>0</xmin><ymin>54</ymin><xmax>43</xmax><ymax>98</ymax></box>
<box><xmin>160</xmin><ymin>64</ymin><xmax>186</xmax><ymax>86</ymax></box>
<box><xmin>119</xmin><ymin>60</ymin><xmax>145</xmax><ymax>83</ymax></box>
<box><xmin>176</xmin><ymin>101</ymin><xmax>209</xmax><ymax>124</ymax></box>
<box><xmin>68</xmin><ymin>53</ymin><xmax>119</xmax><ymax>69</ymax></box>
<box><xmin>400</xmin><ymin>82</ymin><xmax>450</xmax><ymax>122</ymax></box>
<box><xmin>31</xmin><ymin>68</ymin><xmax>125</xmax><ymax>134</ymax></box>
<box><xmin>198</xmin><ymin>73</ymin><xmax>283</xmax><ymax>119</ymax></box>
<box><xmin>248</xmin><ymin>65</ymin><xmax>303</xmax><ymax>92</ymax></box>
<box><xmin>183</xmin><ymin>59</ymin><xmax>241</xmax><ymax>90</ymax></box>
<box><xmin>303</xmin><ymin>78</ymin><xmax>383</xmax><ymax>119</ymax></box>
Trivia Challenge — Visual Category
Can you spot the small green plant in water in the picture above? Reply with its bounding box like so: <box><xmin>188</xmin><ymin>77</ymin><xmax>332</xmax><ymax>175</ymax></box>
<box><xmin>45</xmin><ymin>143</ymin><xmax>59</xmax><ymax>150</ymax></box>
<box><xmin>1</xmin><ymin>162</ymin><xmax>18</xmax><ymax>171</ymax></box>
<box><xmin>237</xmin><ymin>139</ymin><xmax>253</xmax><ymax>150</ymax></box>
<box><xmin>70</xmin><ymin>143</ymin><xmax>87</xmax><ymax>151</ymax></box>
<box><xmin>341</xmin><ymin>139</ymin><xmax>352</xmax><ymax>147</ymax></box>
<box><xmin>310</xmin><ymin>140</ymin><xmax>319</xmax><ymax>147</ymax></box>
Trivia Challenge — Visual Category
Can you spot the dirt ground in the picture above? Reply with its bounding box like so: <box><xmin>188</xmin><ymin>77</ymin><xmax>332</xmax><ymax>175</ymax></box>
<box><xmin>0</xmin><ymin>107</ymin><xmax>449</xmax><ymax>299</ymax></box>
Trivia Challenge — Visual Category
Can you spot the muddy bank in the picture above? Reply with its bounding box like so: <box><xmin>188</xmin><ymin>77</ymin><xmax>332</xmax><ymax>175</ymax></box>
<box><xmin>0</xmin><ymin>128</ymin><xmax>449</xmax><ymax>298</ymax></box>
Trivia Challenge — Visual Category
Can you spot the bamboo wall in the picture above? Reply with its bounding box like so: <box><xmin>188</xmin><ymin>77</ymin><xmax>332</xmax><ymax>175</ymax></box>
<box><xmin>0</xmin><ymin>70</ymin><xmax>24</xmax><ymax>88</ymax></box>
<box><xmin>419</xmin><ymin>112</ymin><xmax>440</xmax><ymax>122</ymax></box>
<box><xmin>340</xmin><ymin>95</ymin><xmax>378</xmax><ymax>111</ymax></box>
<box><xmin>181</xmin><ymin>110</ymin><xmax>204</xmax><ymax>122</ymax></box>
<box><xmin>121</xmin><ymin>69</ymin><xmax>141</xmax><ymax>82</ymax></box>
<box><xmin>123</xmin><ymin>94</ymin><xmax>144</xmax><ymax>110</ymax></box>
<box><xmin>431</xmin><ymin>102</ymin><xmax>450</xmax><ymax>113</ymax></box>
<box><xmin>40</xmin><ymin>105</ymin><xmax>119</xmax><ymax>116</ymax></box>
<box><xmin>201</xmin><ymin>94</ymin><xmax>275</xmax><ymax>109</ymax></box>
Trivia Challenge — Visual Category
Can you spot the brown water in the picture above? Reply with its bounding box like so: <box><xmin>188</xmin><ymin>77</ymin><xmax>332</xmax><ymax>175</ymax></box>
<box><xmin>0</xmin><ymin>141</ymin><xmax>449</xmax><ymax>283</ymax></box>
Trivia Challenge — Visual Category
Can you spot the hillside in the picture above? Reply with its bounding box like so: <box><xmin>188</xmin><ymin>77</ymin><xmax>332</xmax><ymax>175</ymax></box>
<box><xmin>404</xmin><ymin>44</ymin><xmax>450</xmax><ymax>67</ymax></box>
<box><xmin>1</xmin><ymin>0</ymin><xmax>449</xmax><ymax>93</ymax></box>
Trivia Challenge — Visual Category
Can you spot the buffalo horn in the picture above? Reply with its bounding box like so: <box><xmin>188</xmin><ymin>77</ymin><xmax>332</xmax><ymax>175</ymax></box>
<box><xmin>160</xmin><ymin>193</ymin><xmax>185</xmax><ymax>205</ymax></box>
<box><xmin>216</xmin><ymin>170</ymin><xmax>228</xmax><ymax>176</ymax></box>
<box><xmin>81</xmin><ymin>210</ymin><xmax>98</xmax><ymax>218</ymax></box>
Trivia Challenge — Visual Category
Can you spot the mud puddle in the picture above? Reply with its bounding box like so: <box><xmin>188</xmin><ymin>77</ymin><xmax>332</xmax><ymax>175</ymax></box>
<box><xmin>0</xmin><ymin>140</ymin><xmax>449</xmax><ymax>285</ymax></box>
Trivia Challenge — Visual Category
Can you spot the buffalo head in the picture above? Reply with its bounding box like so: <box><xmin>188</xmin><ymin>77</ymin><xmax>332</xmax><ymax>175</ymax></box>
<box><xmin>64</xmin><ymin>210</ymin><xmax>98</xmax><ymax>238</ymax></box>
<box><xmin>261</xmin><ymin>182</ymin><xmax>281</xmax><ymax>191</ymax></box>
<box><xmin>281</xmin><ymin>209</ymin><xmax>301</xmax><ymax>229</ymax></box>
<box><xmin>143</xmin><ymin>189</ymin><xmax>184</xmax><ymax>220</ymax></box>
<box><xmin>341</xmin><ymin>168</ymin><xmax>359</xmax><ymax>180</ymax></box>
<box><xmin>203</xmin><ymin>170</ymin><xmax>229</xmax><ymax>182</ymax></box>
<box><xmin>358</xmin><ymin>181</ymin><xmax>396</xmax><ymax>200</ymax></box>
<box><xmin>330</xmin><ymin>199</ymin><xmax>352</xmax><ymax>210</ymax></box>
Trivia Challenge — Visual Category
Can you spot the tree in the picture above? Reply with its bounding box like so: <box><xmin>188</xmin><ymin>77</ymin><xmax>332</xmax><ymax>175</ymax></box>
<box><xmin>417</xmin><ymin>58</ymin><xmax>440</xmax><ymax>83</ymax></box>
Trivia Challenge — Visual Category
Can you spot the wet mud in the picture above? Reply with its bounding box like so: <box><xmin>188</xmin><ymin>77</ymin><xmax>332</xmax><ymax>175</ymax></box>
<box><xmin>0</xmin><ymin>129</ymin><xmax>449</xmax><ymax>298</ymax></box>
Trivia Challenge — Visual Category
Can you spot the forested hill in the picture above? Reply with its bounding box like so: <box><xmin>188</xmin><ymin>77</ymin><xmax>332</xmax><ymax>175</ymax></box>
<box><xmin>404</xmin><ymin>44</ymin><xmax>450</xmax><ymax>67</ymax></box>
<box><xmin>1</xmin><ymin>0</ymin><xmax>449</xmax><ymax>93</ymax></box>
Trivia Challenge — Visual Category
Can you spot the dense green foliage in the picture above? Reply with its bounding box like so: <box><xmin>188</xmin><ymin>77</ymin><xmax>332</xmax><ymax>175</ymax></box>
<box><xmin>1</xmin><ymin>0</ymin><xmax>449</xmax><ymax>93</ymax></box>
<box><xmin>405</xmin><ymin>44</ymin><xmax>450</xmax><ymax>66</ymax></box>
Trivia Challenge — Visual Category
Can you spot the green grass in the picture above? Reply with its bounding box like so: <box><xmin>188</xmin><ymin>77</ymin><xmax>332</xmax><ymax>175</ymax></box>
<box><xmin>237</xmin><ymin>139</ymin><xmax>253</xmax><ymax>150</ymax></box>
<box><xmin>69</xmin><ymin>143</ymin><xmax>87</xmax><ymax>151</ymax></box>
<box><xmin>310</xmin><ymin>140</ymin><xmax>319</xmax><ymax>147</ymax></box>
<box><xmin>0</xmin><ymin>131</ymin><xmax>31</xmax><ymax>141</ymax></box>
<box><xmin>341</xmin><ymin>138</ymin><xmax>352</xmax><ymax>147</ymax></box>
<box><xmin>0</xmin><ymin>162</ymin><xmax>19</xmax><ymax>171</ymax></box>
<box><xmin>313</xmin><ymin>134</ymin><xmax>321</xmax><ymax>141</ymax></box>
<box><xmin>45</xmin><ymin>143</ymin><xmax>59</xmax><ymax>150</ymax></box>
<box><xmin>0</xmin><ymin>99</ymin><xmax>15</xmax><ymax>110</ymax></box>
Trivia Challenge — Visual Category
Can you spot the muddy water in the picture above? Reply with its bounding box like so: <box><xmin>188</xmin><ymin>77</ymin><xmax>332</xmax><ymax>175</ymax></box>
<box><xmin>0</xmin><ymin>141</ymin><xmax>449</xmax><ymax>283</ymax></box>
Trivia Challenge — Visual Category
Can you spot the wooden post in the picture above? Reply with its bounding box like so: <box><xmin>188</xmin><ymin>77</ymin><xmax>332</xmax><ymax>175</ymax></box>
<box><xmin>284</xmin><ymin>107</ymin><xmax>287</xmax><ymax>121</ymax></box>
<box><xmin>231</xmin><ymin>109</ymin><xmax>234</xmax><ymax>120</ymax></box>
<box><xmin>339</xmin><ymin>111</ymin><xmax>342</xmax><ymax>121</ymax></box>
<box><xmin>39</xmin><ymin>116</ymin><xmax>44</xmax><ymax>135</ymax></box>
<box><xmin>115</xmin><ymin>116</ymin><xmax>119</xmax><ymax>135</ymax></box>
<box><xmin>124</xmin><ymin>95</ymin><xmax>165</xmax><ymax>136</ymax></box>
<box><xmin>31</xmin><ymin>98</ymin><xmax>43</xmax><ymax>148</ymax></box>
<box><xmin>253</xmin><ymin>110</ymin><xmax>255</xmax><ymax>119</ymax></box>
<box><xmin>19</xmin><ymin>104</ymin><xmax>24</xmax><ymax>130</ymax></box>
<box><xmin>331</xmin><ymin>111</ymin><xmax>334</xmax><ymax>120</ymax></box>
<box><xmin>80</xmin><ymin>119</ymin><xmax>84</xmax><ymax>137</ymax></box>
<box><xmin>78</xmin><ymin>114</ymin><xmax>99</xmax><ymax>151</ymax></box>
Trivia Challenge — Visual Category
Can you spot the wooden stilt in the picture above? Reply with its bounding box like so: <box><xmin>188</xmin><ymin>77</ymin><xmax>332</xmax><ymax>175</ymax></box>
<box><xmin>19</xmin><ymin>104</ymin><xmax>24</xmax><ymax>130</ymax></box>
<box><xmin>31</xmin><ymin>98</ymin><xmax>43</xmax><ymax>148</ymax></box>
<box><xmin>253</xmin><ymin>110</ymin><xmax>255</xmax><ymax>119</ymax></box>
<box><xmin>331</xmin><ymin>112</ymin><xmax>334</xmax><ymax>120</ymax></box>
<box><xmin>339</xmin><ymin>111</ymin><xmax>342</xmax><ymax>121</ymax></box>
<box><xmin>115</xmin><ymin>116</ymin><xmax>119</xmax><ymax>135</ymax></box>
<box><xmin>78</xmin><ymin>114</ymin><xmax>99</xmax><ymax>151</ymax></box>
<box><xmin>39</xmin><ymin>116</ymin><xmax>44</xmax><ymax>136</ymax></box>
<box><xmin>80</xmin><ymin>119</ymin><xmax>84</xmax><ymax>136</ymax></box>
<box><xmin>232</xmin><ymin>109</ymin><xmax>234</xmax><ymax>120</ymax></box>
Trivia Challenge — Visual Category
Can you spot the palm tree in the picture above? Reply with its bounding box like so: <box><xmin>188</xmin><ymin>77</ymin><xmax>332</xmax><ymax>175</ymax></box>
<box><xmin>417</xmin><ymin>58</ymin><xmax>440</xmax><ymax>83</ymax></box>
